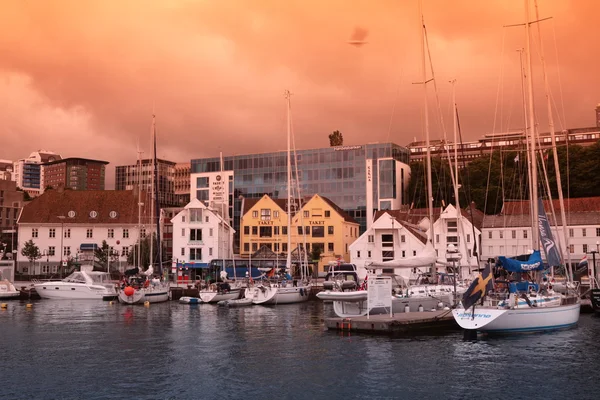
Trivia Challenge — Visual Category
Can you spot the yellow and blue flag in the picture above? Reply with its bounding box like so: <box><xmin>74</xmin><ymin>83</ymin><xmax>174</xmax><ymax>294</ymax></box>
<box><xmin>462</xmin><ymin>263</ymin><xmax>494</xmax><ymax>310</ymax></box>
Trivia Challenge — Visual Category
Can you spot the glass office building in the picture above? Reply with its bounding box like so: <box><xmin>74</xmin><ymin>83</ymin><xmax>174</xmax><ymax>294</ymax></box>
<box><xmin>190</xmin><ymin>142</ymin><xmax>411</xmax><ymax>243</ymax></box>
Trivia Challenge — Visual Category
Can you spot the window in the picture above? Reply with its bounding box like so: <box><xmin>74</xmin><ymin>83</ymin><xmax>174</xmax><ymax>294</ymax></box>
<box><xmin>140</xmin><ymin>228</ymin><xmax>146</xmax><ymax>238</ymax></box>
<box><xmin>244</xmin><ymin>226</ymin><xmax>250</xmax><ymax>235</ymax></box>
<box><xmin>447</xmin><ymin>236</ymin><xmax>458</xmax><ymax>243</ymax></box>
<box><xmin>252</xmin><ymin>243</ymin><xmax>258</xmax><ymax>252</ymax></box>
<box><xmin>583</xmin><ymin>244</ymin><xmax>588</xmax><ymax>253</ymax></box>
<box><xmin>32</xmin><ymin>228</ymin><xmax>38</xmax><ymax>238</ymax></box>
<box><xmin>108</xmin><ymin>228</ymin><xmax>114</xmax><ymax>238</ymax></box>
<box><xmin>274</xmin><ymin>243</ymin><xmax>280</xmax><ymax>252</ymax></box>
<box><xmin>368</xmin><ymin>235</ymin><xmax>374</xmax><ymax>243</ymax></box>
<box><xmin>48</xmin><ymin>246</ymin><xmax>55</xmax><ymax>256</ymax></box>
<box><xmin>49</xmin><ymin>228</ymin><xmax>56</xmax><ymax>238</ymax></box>
<box><xmin>252</xmin><ymin>211</ymin><xmax>258</xmax><ymax>218</ymax></box>
<box><xmin>447</xmin><ymin>220</ymin><xmax>457</xmax><ymax>232</ymax></box>
<box><xmin>328</xmin><ymin>243</ymin><xmax>334</xmax><ymax>252</ymax></box>
<box><xmin>382</xmin><ymin>250</ymin><xmax>394</xmax><ymax>261</ymax></box>
<box><xmin>282</xmin><ymin>243</ymin><xmax>288</xmax><ymax>252</ymax></box>
<box><xmin>282</xmin><ymin>226</ymin><xmax>288</xmax><ymax>235</ymax></box>
<box><xmin>569</xmin><ymin>228</ymin><xmax>574</xmax><ymax>238</ymax></box>
<box><xmin>123</xmin><ymin>229</ymin><xmax>129</xmax><ymax>238</ymax></box>
<box><xmin>182</xmin><ymin>228</ymin><xmax>185</xmax><ymax>237</ymax></box>
<box><xmin>382</xmin><ymin>234</ymin><xmax>393</xmax><ymax>247</ymax></box>
<box><xmin>512</xmin><ymin>230</ymin><xmax>516</xmax><ymax>239</ymax></box>
<box><xmin>436</xmin><ymin>234</ymin><xmax>440</xmax><ymax>243</ymax></box>
<box><xmin>367</xmin><ymin>250</ymin><xmax>372</xmax><ymax>258</ymax></box>
<box><xmin>569</xmin><ymin>244</ymin><xmax>574</xmax><ymax>253</ymax></box>
<box><xmin>597</xmin><ymin>228</ymin><xmax>600</xmax><ymax>237</ymax></box>
<box><xmin>64</xmin><ymin>246</ymin><xmax>70</xmax><ymax>256</ymax></box>
<box><xmin>190</xmin><ymin>248</ymin><xmax>202</xmax><ymax>261</ymax></box>
<box><xmin>209</xmin><ymin>228</ymin><xmax>213</xmax><ymax>237</ymax></box>
<box><xmin>298</xmin><ymin>226</ymin><xmax>304</xmax><ymax>235</ymax></box>
<box><xmin>499</xmin><ymin>231</ymin><xmax>503</xmax><ymax>239</ymax></box>
<box><xmin>190</xmin><ymin>229</ymin><xmax>202</xmax><ymax>241</ymax></box>
<box><xmin>244</xmin><ymin>243</ymin><xmax>249</xmax><ymax>252</ymax></box>
<box><xmin>401</xmin><ymin>250</ymin><xmax>406</xmax><ymax>257</ymax></box>
<box><xmin>190</xmin><ymin>208</ymin><xmax>202</xmax><ymax>222</ymax></box>
<box><xmin>252</xmin><ymin>226</ymin><xmax>258</xmax><ymax>235</ymax></box>
<box><xmin>583</xmin><ymin>229</ymin><xmax>587</xmax><ymax>237</ymax></box>
<box><xmin>401</xmin><ymin>235</ymin><xmax>406</xmax><ymax>243</ymax></box>
<box><xmin>205</xmin><ymin>216</ymin><xmax>209</xmax><ymax>223</ymax></box>
<box><xmin>261</xmin><ymin>209</ymin><xmax>271</xmax><ymax>221</ymax></box>
<box><xmin>303</xmin><ymin>210</ymin><xmax>309</xmax><ymax>218</ymax></box>
<box><xmin>274</xmin><ymin>226</ymin><xmax>280</xmax><ymax>235</ymax></box>
<box><xmin>523</xmin><ymin>230</ymin><xmax>528</xmax><ymax>239</ymax></box>
<box><xmin>274</xmin><ymin>211</ymin><xmax>279</xmax><ymax>218</ymax></box>
<box><xmin>488</xmin><ymin>246</ymin><xmax>493</xmax><ymax>255</ymax></box>
<box><xmin>260</xmin><ymin>226</ymin><xmax>272</xmax><ymax>237</ymax></box>
<box><xmin>65</xmin><ymin>229</ymin><xmax>71</xmax><ymax>238</ymax></box>
<box><xmin>325</xmin><ymin>210</ymin><xmax>331</xmax><ymax>218</ymax></box>
<box><xmin>312</xmin><ymin>226</ymin><xmax>324</xmax><ymax>238</ymax></box>
<box><xmin>209</xmin><ymin>248</ymin><xmax>213</xmax><ymax>256</ymax></box>
<box><xmin>467</xmin><ymin>234</ymin><xmax>471</xmax><ymax>243</ymax></box>
<box><xmin>328</xmin><ymin>226</ymin><xmax>334</xmax><ymax>235</ymax></box>
<box><xmin>123</xmin><ymin>247</ymin><xmax>130</xmax><ymax>256</ymax></box>
<box><xmin>86</xmin><ymin>229</ymin><xmax>93</xmax><ymax>238</ymax></box>
<box><xmin>357</xmin><ymin>251</ymin><xmax>361</xmax><ymax>258</ymax></box>
<box><xmin>181</xmin><ymin>248</ymin><xmax>185</xmax><ymax>256</ymax></box>
<box><xmin>182</xmin><ymin>215</ymin><xmax>186</xmax><ymax>223</ymax></box>
<box><xmin>488</xmin><ymin>231</ymin><xmax>492</xmax><ymax>239</ymax></box>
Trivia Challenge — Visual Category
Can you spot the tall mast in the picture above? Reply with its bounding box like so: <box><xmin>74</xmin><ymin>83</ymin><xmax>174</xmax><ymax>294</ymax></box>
<box><xmin>136</xmin><ymin>144</ymin><xmax>143</xmax><ymax>271</ymax></box>
<box><xmin>419</xmin><ymin>0</ymin><xmax>434</xmax><ymax>242</ymax></box>
<box><xmin>533</xmin><ymin>0</ymin><xmax>572</xmax><ymax>279</ymax></box>
<box><xmin>517</xmin><ymin>49</ymin><xmax>535</xmax><ymax>220</ymax></box>
<box><xmin>152</xmin><ymin>114</ymin><xmax>162</xmax><ymax>275</ymax></box>
<box><xmin>285</xmin><ymin>90</ymin><xmax>292</xmax><ymax>273</ymax></box>
<box><xmin>524</xmin><ymin>0</ymin><xmax>539</xmax><ymax>251</ymax></box>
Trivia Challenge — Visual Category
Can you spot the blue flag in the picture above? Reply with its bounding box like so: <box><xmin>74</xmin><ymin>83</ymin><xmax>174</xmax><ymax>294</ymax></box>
<box><xmin>537</xmin><ymin>198</ymin><xmax>562</xmax><ymax>267</ymax></box>
<box><xmin>462</xmin><ymin>263</ymin><xmax>494</xmax><ymax>310</ymax></box>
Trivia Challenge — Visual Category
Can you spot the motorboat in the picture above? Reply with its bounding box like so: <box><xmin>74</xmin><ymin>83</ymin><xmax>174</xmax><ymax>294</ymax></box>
<box><xmin>247</xmin><ymin>278</ymin><xmax>311</xmax><ymax>305</ymax></box>
<box><xmin>0</xmin><ymin>279</ymin><xmax>20</xmax><ymax>299</ymax></box>
<box><xmin>34</xmin><ymin>269</ymin><xmax>117</xmax><ymax>300</ymax></box>
<box><xmin>198</xmin><ymin>281</ymin><xmax>242</xmax><ymax>303</ymax></box>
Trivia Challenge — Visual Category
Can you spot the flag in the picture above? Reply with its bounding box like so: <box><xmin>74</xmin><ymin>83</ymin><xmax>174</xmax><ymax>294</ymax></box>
<box><xmin>267</xmin><ymin>268</ymin><xmax>275</xmax><ymax>278</ymax></box>
<box><xmin>579</xmin><ymin>255</ymin><xmax>588</xmax><ymax>268</ymax></box>
<box><xmin>462</xmin><ymin>263</ymin><xmax>494</xmax><ymax>310</ymax></box>
<box><xmin>514</xmin><ymin>154</ymin><xmax>519</xmax><ymax>163</ymax></box>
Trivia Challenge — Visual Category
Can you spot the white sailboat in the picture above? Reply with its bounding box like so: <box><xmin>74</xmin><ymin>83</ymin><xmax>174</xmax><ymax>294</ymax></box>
<box><xmin>452</xmin><ymin>0</ymin><xmax>580</xmax><ymax>333</ymax></box>
<box><xmin>246</xmin><ymin>90</ymin><xmax>311</xmax><ymax>305</ymax></box>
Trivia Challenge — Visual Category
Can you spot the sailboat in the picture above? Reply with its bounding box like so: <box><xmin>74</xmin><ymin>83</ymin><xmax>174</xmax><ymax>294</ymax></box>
<box><xmin>246</xmin><ymin>90</ymin><xmax>311</xmax><ymax>305</ymax></box>
<box><xmin>452</xmin><ymin>0</ymin><xmax>580</xmax><ymax>333</ymax></box>
<box><xmin>118</xmin><ymin>115</ymin><xmax>170</xmax><ymax>305</ymax></box>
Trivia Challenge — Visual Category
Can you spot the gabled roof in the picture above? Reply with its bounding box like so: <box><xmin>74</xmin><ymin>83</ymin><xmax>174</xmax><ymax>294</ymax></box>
<box><xmin>374</xmin><ymin>202</ymin><xmax>484</xmax><ymax>230</ymax></box>
<box><xmin>319</xmin><ymin>196</ymin><xmax>359</xmax><ymax>224</ymax></box>
<box><xmin>241</xmin><ymin>195</ymin><xmax>299</xmax><ymax>216</ymax></box>
<box><xmin>18</xmin><ymin>190</ymin><xmax>150</xmax><ymax>224</ymax></box>
<box><xmin>373</xmin><ymin>212</ymin><xmax>428</xmax><ymax>244</ymax></box>
<box><xmin>502</xmin><ymin>197</ymin><xmax>600</xmax><ymax>215</ymax></box>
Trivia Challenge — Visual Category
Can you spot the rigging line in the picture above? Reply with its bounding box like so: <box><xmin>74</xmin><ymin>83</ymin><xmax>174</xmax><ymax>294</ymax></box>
<box><xmin>551</xmin><ymin>18</ymin><xmax>568</xmax><ymax>131</ymax></box>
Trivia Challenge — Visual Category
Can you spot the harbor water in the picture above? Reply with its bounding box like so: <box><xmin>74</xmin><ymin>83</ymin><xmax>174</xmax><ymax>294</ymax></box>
<box><xmin>1</xmin><ymin>300</ymin><xmax>599</xmax><ymax>400</ymax></box>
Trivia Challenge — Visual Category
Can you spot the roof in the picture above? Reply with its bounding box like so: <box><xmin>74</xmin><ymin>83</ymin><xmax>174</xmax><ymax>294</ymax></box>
<box><xmin>18</xmin><ymin>189</ymin><xmax>151</xmax><ymax>224</ymax></box>
<box><xmin>374</xmin><ymin>203</ymin><xmax>484</xmax><ymax>230</ymax></box>
<box><xmin>241</xmin><ymin>195</ymin><xmax>299</xmax><ymax>216</ymax></box>
<box><xmin>320</xmin><ymin>196</ymin><xmax>358</xmax><ymax>224</ymax></box>
<box><xmin>43</xmin><ymin>157</ymin><xmax>109</xmax><ymax>166</ymax></box>
<box><xmin>502</xmin><ymin>197</ymin><xmax>600</xmax><ymax>215</ymax></box>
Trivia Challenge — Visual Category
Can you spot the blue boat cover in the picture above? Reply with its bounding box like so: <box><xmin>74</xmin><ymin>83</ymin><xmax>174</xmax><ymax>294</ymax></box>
<box><xmin>497</xmin><ymin>250</ymin><xmax>545</xmax><ymax>272</ymax></box>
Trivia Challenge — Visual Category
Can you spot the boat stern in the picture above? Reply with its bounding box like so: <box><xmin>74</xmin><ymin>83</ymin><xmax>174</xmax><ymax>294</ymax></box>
<box><xmin>452</xmin><ymin>307</ymin><xmax>507</xmax><ymax>330</ymax></box>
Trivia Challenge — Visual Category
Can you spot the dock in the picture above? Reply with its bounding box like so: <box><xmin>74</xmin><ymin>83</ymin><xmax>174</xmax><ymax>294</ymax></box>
<box><xmin>324</xmin><ymin>310</ymin><xmax>458</xmax><ymax>334</ymax></box>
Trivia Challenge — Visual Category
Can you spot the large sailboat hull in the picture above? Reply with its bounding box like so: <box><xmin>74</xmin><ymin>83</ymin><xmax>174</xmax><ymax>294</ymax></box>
<box><xmin>331</xmin><ymin>294</ymin><xmax>452</xmax><ymax>318</ymax></box>
<box><xmin>198</xmin><ymin>289</ymin><xmax>241</xmax><ymax>303</ymax></box>
<box><xmin>452</xmin><ymin>303</ymin><xmax>580</xmax><ymax>333</ymax></box>
<box><xmin>249</xmin><ymin>285</ymin><xmax>311</xmax><ymax>305</ymax></box>
<box><xmin>118</xmin><ymin>284</ymin><xmax>170</xmax><ymax>304</ymax></box>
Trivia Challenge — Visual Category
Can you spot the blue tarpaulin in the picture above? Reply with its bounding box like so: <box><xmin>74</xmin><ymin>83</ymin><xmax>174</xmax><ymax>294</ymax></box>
<box><xmin>497</xmin><ymin>250</ymin><xmax>546</xmax><ymax>273</ymax></box>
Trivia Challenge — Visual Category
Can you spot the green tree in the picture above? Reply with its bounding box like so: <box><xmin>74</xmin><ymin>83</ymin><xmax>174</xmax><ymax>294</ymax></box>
<box><xmin>21</xmin><ymin>240</ymin><xmax>41</xmax><ymax>268</ymax></box>
<box><xmin>310</xmin><ymin>245</ymin><xmax>323</xmax><ymax>262</ymax></box>
<box><xmin>127</xmin><ymin>234</ymin><xmax>168</xmax><ymax>270</ymax></box>
<box><xmin>328</xmin><ymin>130</ymin><xmax>344</xmax><ymax>146</ymax></box>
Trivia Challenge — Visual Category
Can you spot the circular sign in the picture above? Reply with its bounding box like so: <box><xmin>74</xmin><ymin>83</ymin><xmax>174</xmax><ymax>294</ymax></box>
<box><xmin>89</xmin><ymin>211</ymin><xmax>98</xmax><ymax>219</ymax></box>
<box><xmin>68</xmin><ymin>210</ymin><xmax>76</xmax><ymax>218</ymax></box>
<box><xmin>116</xmin><ymin>240</ymin><xmax>120</xmax><ymax>245</ymax></box>
<box><xmin>109</xmin><ymin>211</ymin><xmax>118</xmax><ymax>219</ymax></box>
<box><xmin>216</xmin><ymin>175</ymin><xmax>222</xmax><ymax>182</ymax></box>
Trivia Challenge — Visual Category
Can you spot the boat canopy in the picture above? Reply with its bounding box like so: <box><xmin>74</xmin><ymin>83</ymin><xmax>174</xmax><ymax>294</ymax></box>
<box><xmin>497</xmin><ymin>250</ymin><xmax>545</xmax><ymax>273</ymax></box>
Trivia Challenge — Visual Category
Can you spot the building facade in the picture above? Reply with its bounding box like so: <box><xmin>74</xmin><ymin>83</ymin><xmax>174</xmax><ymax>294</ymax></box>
<box><xmin>239</xmin><ymin>194</ymin><xmax>359</xmax><ymax>273</ymax></box>
<box><xmin>0</xmin><ymin>179</ymin><xmax>24</xmax><ymax>257</ymax></box>
<box><xmin>16</xmin><ymin>189</ymin><xmax>149</xmax><ymax>275</ymax></box>
<box><xmin>115</xmin><ymin>158</ymin><xmax>177</xmax><ymax>208</ymax></box>
<box><xmin>190</xmin><ymin>142</ymin><xmax>411</xmax><ymax>239</ymax></box>
<box><xmin>174</xmin><ymin>162</ymin><xmax>191</xmax><ymax>206</ymax></box>
<box><xmin>0</xmin><ymin>159</ymin><xmax>13</xmax><ymax>181</ymax></box>
<box><xmin>170</xmin><ymin>198</ymin><xmax>234</xmax><ymax>270</ymax></box>
<box><xmin>12</xmin><ymin>150</ymin><xmax>61</xmax><ymax>196</ymax></box>
<box><xmin>41</xmin><ymin>158</ymin><xmax>109</xmax><ymax>192</ymax></box>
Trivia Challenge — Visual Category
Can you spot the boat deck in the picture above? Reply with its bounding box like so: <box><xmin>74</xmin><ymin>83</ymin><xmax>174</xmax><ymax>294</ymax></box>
<box><xmin>324</xmin><ymin>310</ymin><xmax>458</xmax><ymax>335</ymax></box>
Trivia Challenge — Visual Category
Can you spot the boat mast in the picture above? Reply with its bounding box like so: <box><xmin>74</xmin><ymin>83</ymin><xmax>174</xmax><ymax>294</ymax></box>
<box><xmin>137</xmin><ymin>144</ymin><xmax>143</xmax><ymax>271</ymax></box>
<box><xmin>152</xmin><ymin>114</ymin><xmax>162</xmax><ymax>275</ymax></box>
<box><xmin>524</xmin><ymin>0</ymin><xmax>539</xmax><ymax>251</ymax></box>
<box><xmin>285</xmin><ymin>89</ymin><xmax>292</xmax><ymax>275</ymax></box>
<box><xmin>533</xmin><ymin>0</ymin><xmax>572</xmax><ymax>280</ymax></box>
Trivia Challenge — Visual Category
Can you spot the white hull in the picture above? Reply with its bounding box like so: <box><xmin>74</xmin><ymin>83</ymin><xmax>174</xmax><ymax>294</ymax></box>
<box><xmin>332</xmin><ymin>294</ymin><xmax>452</xmax><ymax>318</ymax></box>
<box><xmin>452</xmin><ymin>302</ymin><xmax>580</xmax><ymax>333</ymax></box>
<box><xmin>34</xmin><ymin>282</ymin><xmax>116</xmax><ymax>300</ymax></box>
<box><xmin>0</xmin><ymin>280</ymin><xmax>20</xmax><ymax>299</ymax></box>
<box><xmin>218</xmin><ymin>297</ymin><xmax>253</xmax><ymax>307</ymax></box>
<box><xmin>317</xmin><ymin>290</ymin><xmax>368</xmax><ymax>302</ymax></box>
<box><xmin>198</xmin><ymin>289</ymin><xmax>241</xmax><ymax>303</ymax></box>
<box><xmin>248</xmin><ymin>284</ymin><xmax>311</xmax><ymax>305</ymax></box>
<box><xmin>118</xmin><ymin>284</ymin><xmax>170</xmax><ymax>304</ymax></box>
<box><xmin>179</xmin><ymin>296</ymin><xmax>202</xmax><ymax>304</ymax></box>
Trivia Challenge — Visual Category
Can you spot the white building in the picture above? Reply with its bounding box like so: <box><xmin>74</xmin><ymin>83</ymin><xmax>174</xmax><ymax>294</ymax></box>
<box><xmin>481</xmin><ymin>197</ymin><xmax>600</xmax><ymax>272</ymax></box>
<box><xmin>17</xmin><ymin>189</ymin><xmax>149</xmax><ymax>275</ymax></box>
<box><xmin>171</xmin><ymin>198</ymin><xmax>235</xmax><ymax>270</ymax></box>
<box><xmin>350</xmin><ymin>204</ymin><xmax>483</xmax><ymax>280</ymax></box>
<box><xmin>12</xmin><ymin>150</ymin><xmax>61</xmax><ymax>197</ymax></box>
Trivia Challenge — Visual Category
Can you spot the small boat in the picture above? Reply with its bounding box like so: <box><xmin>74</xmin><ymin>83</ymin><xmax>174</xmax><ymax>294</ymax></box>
<box><xmin>218</xmin><ymin>297</ymin><xmax>253</xmax><ymax>307</ymax></box>
<box><xmin>0</xmin><ymin>279</ymin><xmax>20</xmax><ymax>299</ymax></box>
<box><xmin>118</xmin><ymin>276</ymin><xmax>170</xmax><ymax>305</ymax></box>
<box><xmin>198</xmin><ymin>282</ymin><xmax>242</xmax><ymax>303</ymax></box>
<box><xmin>179</xmin><ymin>296</ymin><xmax>202</xmax><ymax>304</ymax></box>
<box><xmin>34</xmin><ymin>268</ymin><xmax>117</xmax><ymax>300</ymax></box>
<box><xmin>316</xmin><ymin>290</ymin><xmax>368</xmax><ymax>302</ymax></box>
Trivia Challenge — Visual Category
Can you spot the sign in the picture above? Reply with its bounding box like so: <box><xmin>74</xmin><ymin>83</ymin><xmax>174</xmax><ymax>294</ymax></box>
<box><xmin>367</xmin><ymin>275</ymin><xmax>392</xmax><ymax>317</ymax></box>
<box><xmin>62</xmin><ymin>261</ymin><xmax>67</xmax><ymax>267</ymax></box>
<box><xmin>334</xmin><ymin>145</ymin><xmax>362</xmax><ymax>151</ymax></box>
<box><xmin>258</xmin><ymin>221</ymin><xmax>273</xmax><ymax>225</ymax></box>
<box><xmin>366</xmin><ymin>161</ymin><xmax>372</xmax><ymax>183</ymax></box>
<box><xmin>309</xmin><ymin>221</ymin><xmax>324</xmax><ymax>225</ymax></box>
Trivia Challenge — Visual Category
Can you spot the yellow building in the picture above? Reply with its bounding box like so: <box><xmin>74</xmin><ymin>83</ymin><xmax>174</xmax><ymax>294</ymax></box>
<box><xmin>240</xmin><ymin>194</ymin><xmax>359</xmax><ymax>273</ymax></box>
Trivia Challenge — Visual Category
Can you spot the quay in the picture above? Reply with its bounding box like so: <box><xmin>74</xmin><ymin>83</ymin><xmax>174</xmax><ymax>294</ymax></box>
<box><xmin>324</xmin><ymin>309</ymin><xmax>458</xmax><ymax>335</ymax></box>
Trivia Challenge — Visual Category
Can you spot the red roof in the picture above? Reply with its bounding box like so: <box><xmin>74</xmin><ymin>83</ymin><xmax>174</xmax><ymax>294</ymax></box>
<box><xmin>502</xmin><ymin>197</ymin><xmax>600</xmax><ymax>215</ymax></box>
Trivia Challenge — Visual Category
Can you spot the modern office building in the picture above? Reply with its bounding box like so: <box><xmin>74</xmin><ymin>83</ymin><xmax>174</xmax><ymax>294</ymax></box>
<box><xmin>114</xmin><ymin>159</ymin><xmax>177</xmax><ymax>208</ymax></box>
<box><xmin>12</xmin><ymin>150</ymin><xmax>61</xmax><ymax>197</ymax></box>
<box><xmin>190</xmin><ymin>142</ymin><xmax>411</xmax><ymax>244</ymax></box>
<box><xmin>174</xmin><ymin>162</ymin><xmax>191</xmax><ymax>206</ymax></box>
<box><xmin>0</xmin><ymin>160</ymin><xmax>13</xmax><ymax>181</ymax></box>
<box><xmin>41</xmin><ymin>158</ymin><xmax>109</xmax><ymax>193</ymax></box>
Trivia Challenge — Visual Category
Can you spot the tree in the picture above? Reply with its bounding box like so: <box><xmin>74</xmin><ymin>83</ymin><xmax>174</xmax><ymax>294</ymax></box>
<box><xmin>127</xmin><ymin>234</ymin><xmax>168</xmax><ymax>269</ymax></box>
<box><xmin>329</xmin><ymin>130</ymin><xmax>344</xmax><ymax>146</ymax></box>
<box><xmin>21</xmin><ymin>240</ymin><xmax>41</xmax><ymax>268</ymax></box>
<box><xmin>310</xmin><ymin>245</ymin><xmax>323</xmax><ymax>262</ymax></box>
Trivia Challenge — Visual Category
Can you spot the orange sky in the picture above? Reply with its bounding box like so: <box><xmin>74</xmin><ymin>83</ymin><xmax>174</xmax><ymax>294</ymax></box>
<box><xmin>1</xmin><ymin>0</ymin><xmax>598</xmax><ymax>188</ymax></box>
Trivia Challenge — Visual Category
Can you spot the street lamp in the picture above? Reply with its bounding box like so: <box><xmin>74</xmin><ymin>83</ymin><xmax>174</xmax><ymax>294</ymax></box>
<box><xmin>57</xmin><ymin>215</ymin><xmax>66</xmax><ymax>278</ymax></box>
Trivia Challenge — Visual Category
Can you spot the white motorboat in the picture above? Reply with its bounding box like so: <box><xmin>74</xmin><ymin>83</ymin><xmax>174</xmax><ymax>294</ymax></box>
<box><xmin>248</xmin><ymin>280</ymin><xmax>311</xmax><ymax>305</ymax></box>
<box><xmin>0</xmin><ymin>279</ymin><xmax>20</xmax><ymax>299</ymax></box>
<box><xmin>34</xmin><ymin>270</ymin><xmax>117</xmax><ymax>300</ymax></box>
<box><xmin>198</xmin><ymin>282</ymin><xmax>242</xmax><ymax>303</ymax></box>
